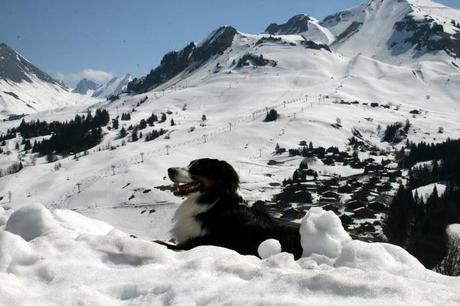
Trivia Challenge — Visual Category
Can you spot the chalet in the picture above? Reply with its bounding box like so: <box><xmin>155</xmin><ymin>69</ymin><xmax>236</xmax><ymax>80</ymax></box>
<box><xmin>368</xmin><ymin>201</ymin><xmax>386</xmax><ymax>212</ymax></box>
<box><xmin>340</xmin><ymin>214</ymin><xmax>353</xmax><ymax>226</ymax></box>
<box><xmin>321</xmin><ymin>191</ymin><xmax>340</xmax><ymax>200</ymax></box>
<box><xmin>345</xmin><ymin>200</ymin><xmax>367</xmax><ymax>211</ymax></box>
<box><xmin>317</xmin><ymin>197</ymin><xmax>339</xmax><ymax>204</ymax></box>
<box><xmin>281</xmin><ymin>208</ymin><xmax>305</xmax><ymax>220</ymax></box>
<box><xmin>334</xmin><ymin>153</ymin><xmax>345</xmax><ymax>162</ymax></box>
<box><xmin>353</xmin><ymin>207</ymin><xmax>376</xmax><ymax>219</ymax></box>
<box><xmin>338</xmin><ymin>184</ymin><xmax>353</xmax><ymax>194</ymax></box>
<box><xmin>377</xmin><ymin>183</ymin><xmax>392</xmax><ymax>193</ymax></box>
<box><xmin>323</xmin><ymin>157</ymin><xmax>335</xmax><ymax>166</ymax></box>
<box><xmin>364</xmin><ymin>163</ymin><xmax>384</xmax><ymax>174</ymax></box>
<box><xmin>387</xmin><ymin>170</ymin><xmax>402</xmax><ymax>181</ymax></box>
<box><xmin>302</xmin><ymin>181</ymin><xmax>318</xmax><ymax>192</ymax></box>
<box><xmin>326</xmin><ymin>146</ymin><xmax>340</xmax><ymax>154</ymax></box>
<box><xmin>350</xmin><ymin>180</ymin><xmax>363</xmax><ymax>189</ymax></box>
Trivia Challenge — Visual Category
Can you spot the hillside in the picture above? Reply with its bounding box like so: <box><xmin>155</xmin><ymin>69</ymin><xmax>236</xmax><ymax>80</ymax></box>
<box><xmin>0</xmin><ymin>44</ymin><xmax>98</xmax><ymax>118</ymax></box>
<box><xmin>0</xmin><ymin>0</ymin><xmax>460</xmax><ymax>302</ymax></box>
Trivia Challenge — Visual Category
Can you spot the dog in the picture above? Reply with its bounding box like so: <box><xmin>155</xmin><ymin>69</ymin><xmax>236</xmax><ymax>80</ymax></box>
<box><xmin>161</xmin><ymin>158</ymin><xmax>303</xmax><ymax>259</ymax></box>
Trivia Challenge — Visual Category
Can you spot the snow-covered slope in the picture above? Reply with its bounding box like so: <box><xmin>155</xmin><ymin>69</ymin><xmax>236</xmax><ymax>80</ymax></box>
<box><xmin>92</xmin><ymin>74</ymin><xmax>133</xmax><ymax>98</ymax></box>
<box><xmin>0</xmin><ymin>2</ymin><xmax>460</xmax><ymax>301</ymax></box>
<box><xmin>321</xmin><ymin>0</ymin><xmax>460</xmax><ymax>61</ymax></box>
<box><xmin>1</xmin><ymin>3</ymin><xmax>460</xmax><ymax>236</ymax></box>
<box><xmin>1</xmin><ymin>204</ymin><xmax>459</xmax><ymax>305</ymax></box>
<box><xmin>0</xmin><ymin>43</ymin><xmax>98</xmax><ymax>117</ymax></box>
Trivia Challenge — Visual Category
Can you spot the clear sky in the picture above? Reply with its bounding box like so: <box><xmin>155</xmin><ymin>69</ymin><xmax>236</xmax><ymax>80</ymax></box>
<box><xmin>1</xmin><ymin>0</ymin><xmax>459</xmax><ymax>86</ymax></box>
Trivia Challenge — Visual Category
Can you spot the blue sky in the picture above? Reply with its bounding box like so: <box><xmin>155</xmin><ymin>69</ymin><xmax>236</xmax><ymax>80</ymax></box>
<box><xmin>1</xmin><ymin>0</ymin><xmax>459</xmax><ymax>86</ymax></box>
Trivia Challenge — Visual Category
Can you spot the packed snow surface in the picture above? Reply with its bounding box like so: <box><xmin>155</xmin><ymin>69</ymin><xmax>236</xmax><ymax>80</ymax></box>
<box><xmin>0</xmin><ymin>204</ymin><xmax>459</xmax><ymax>305</ymax></box>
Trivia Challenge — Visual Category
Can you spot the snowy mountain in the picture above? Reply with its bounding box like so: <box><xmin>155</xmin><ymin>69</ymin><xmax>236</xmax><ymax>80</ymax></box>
<box><xmin>1</xmin><ymin>1</ymin><xmax>460</xmax><ymax>303</ymax></box>
<box><xmin>127</xmin><ymin>26</ymin><xmax>237</xmax><ymax>93</ymax></box>
<box><xmin>92</xmin><ymin>74</ymin><xmax>133</xmax><ymax>98</ymax></box>
<box><xmin>0</xmin><ymin>43</ymin><xmax>97</xmax><ymax>118</ymax></box>
<box><xmin>72</xmin><ymin>78</ymin><xmax>98</xmax><ymax>95</ymax></box>
<box><xmin>321</xmin><ymin>0</ymin><xmax>460</xmax><ymax>60</ymax></box>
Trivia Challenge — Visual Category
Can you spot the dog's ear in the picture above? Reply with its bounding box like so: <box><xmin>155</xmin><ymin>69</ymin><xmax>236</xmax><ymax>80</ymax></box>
<box><xmin>218</xmin><ymin>160</ymin><xmax>239</xmax><ymax>192</ymax></box>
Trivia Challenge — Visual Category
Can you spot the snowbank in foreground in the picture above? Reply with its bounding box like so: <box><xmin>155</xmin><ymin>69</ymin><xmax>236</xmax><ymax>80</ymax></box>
<box><xmin>0</xmin><ymin>204</ymin><xmax>459</xmax><ymax>305</ymax></box>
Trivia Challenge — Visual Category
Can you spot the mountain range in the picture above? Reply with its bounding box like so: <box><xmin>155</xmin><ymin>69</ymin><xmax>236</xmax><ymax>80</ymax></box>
<box><xmin>73</xmin><ymin>74</ymin><xmax>133</xmax><ymax>98</ymax></box>
<box><xmin>0</xmin><ymin>2</ymin><xmax>460</xmax><ymax>298</ymax></box>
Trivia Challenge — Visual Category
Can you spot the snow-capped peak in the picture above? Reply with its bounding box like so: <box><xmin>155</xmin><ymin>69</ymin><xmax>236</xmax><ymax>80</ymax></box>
<box><xmin>265</xmin><ymin>14</ymin><xmax>334</xmax><ymax>44</ymax></box>
<box><xmin>0</xmin><ymin>43</ymin><xmax>63</xmax><ymax>87</ymax></box>
<box><xmin>73</xmin><ymin>78</ymin><xmax>99</xmax><ymax>95</ymax></box>
<box><xmin>0</xmin><ymin>43</ymin><xmax>99</xmax><ymax>117</ymax></box>
<box><xmin>321</xmin><ymin>0</ymin><xmax>460</xmax><ymax>60</ymax></box>
<box><xmin>92</xmin><ymin>74</ymin><xmax>134</xmax><ymax>98</ymax></box>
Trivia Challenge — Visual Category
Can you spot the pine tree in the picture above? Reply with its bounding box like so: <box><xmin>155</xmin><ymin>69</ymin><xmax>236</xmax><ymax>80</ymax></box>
<box><xmin>132</xmin><ymin>128</ymin><xmax>138</xmax><ymax>142</ymax></box>
<box><xmin>139</xmin><ymin>119</ymin><xmax>147</xmax><ymax>129</ymax></box>
<box><xmin>119</xmin><ymin>127</ymin><xmax>127</xmax><ymax>138</ymax></box>
<box><xmin>24</xmin><ymin>139</ymin><xmax>31</xmax><ymax>151</ymax></box>
<box><xmin>112</xmin><ymin>118</ymin><xmax>119</xmax><ymax>130</ymax></box>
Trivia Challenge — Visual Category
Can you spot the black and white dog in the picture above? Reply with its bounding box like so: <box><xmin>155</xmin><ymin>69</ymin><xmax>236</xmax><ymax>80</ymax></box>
<box><xmin>162</xmin><ymin>158</ymin><xmax>302</xmax><ymax>259</ymax></box>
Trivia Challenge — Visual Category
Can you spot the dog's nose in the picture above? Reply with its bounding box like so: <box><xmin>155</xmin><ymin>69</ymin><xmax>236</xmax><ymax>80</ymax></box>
<box><xmin>168</xmin><ymin>168</ymin><xmax>177</xmax><ymax>177</ymax></box>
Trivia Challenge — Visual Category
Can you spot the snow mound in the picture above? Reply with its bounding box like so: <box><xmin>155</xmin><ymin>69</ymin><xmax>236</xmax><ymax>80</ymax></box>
<box><xmin>258</xmin><ymin>238</ymin><xmax>282</xmax><ymax>259</ymax></box>
<box><xmin>5</xmin><ymin>203</ymin><xmax>59</xmax><ymax>241</ymax></box>
<box><xmin>336</xmin><ymin>240</ymin><xmax>424</xmax><ymax>271</ymax></box>
<box><xmin>300</xmin><ymin>207</ymin><xmax>351</xmax><ymax>258</ymax></box>
<box><xmin>0</xmin><ymin>231</ymin><xmax>37</xmax><ymax>272</ymax></box>
<box><xmin>447</xmin><ymin>224</ymin><xmax>460</xmax><ymax>240</ymax></box>
<box><xmin>0</xmin><ymin>204</ymin><xmax>459</xmax><ymax>305</ymax></box>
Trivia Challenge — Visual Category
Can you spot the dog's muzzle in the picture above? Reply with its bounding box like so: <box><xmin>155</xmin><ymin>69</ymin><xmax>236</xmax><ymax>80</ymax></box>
<box><xmin>168</xmin><ymin>167</ymin><xmax>203</xmax><ymax>196</ymax></box>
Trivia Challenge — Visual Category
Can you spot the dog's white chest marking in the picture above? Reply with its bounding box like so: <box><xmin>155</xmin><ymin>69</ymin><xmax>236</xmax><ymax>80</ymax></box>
<box><xmin>171</xmin><ymin>193</ymin><xmax>213</xmax><ymax>244</ymax></box>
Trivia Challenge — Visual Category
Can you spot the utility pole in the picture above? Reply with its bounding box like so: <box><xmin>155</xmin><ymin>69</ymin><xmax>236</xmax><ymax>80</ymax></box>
<box><xmin>140</xmin><ymin>152</ymin><xmax>144</xmax><ymax>163</ymax></box>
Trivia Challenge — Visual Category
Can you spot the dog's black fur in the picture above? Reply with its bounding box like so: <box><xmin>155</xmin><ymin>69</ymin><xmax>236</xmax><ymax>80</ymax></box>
<box><xmin>166</xmin><ymin>158</ymin><xmax>303</xmax><ymax>259</ymax></box>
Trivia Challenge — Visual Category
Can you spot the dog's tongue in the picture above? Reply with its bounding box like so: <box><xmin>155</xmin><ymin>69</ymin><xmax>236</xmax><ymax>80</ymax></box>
<box><xmin>173</xmin><ymin>181</ymin><xmax>202</xmax><ymax>196</ymax></box>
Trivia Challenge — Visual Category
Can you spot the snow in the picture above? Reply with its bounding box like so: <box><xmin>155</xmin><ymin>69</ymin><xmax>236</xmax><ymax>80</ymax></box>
<box><xmin>0</xmin><ymin>74</ymin><xmax>99</xmax><ymax>118</ymax></box>
<box><xmin>0</xmin><ymin>204</ymin><xmax>459</xmax><ymax>305</ymax></box>
<box><xmin>412</xmin><ymin>182</ymin><xmax>447</xmax><ymax>201</ymax></box>
<box><xmin>92</xmin><ymin>74</ymin><xmax>133</xmax><ymax>98</ymax></box>
<box><xmin>447</xmin><ymin>224</ymin><xmax>460</xmax><ymax>240</ymax></box>
<box><xmin>300</xmin><ymin>207</ymin><xmax>351</xmax><ymax>259</ymax></box>
<box><xmin>1</xmin><ymin>1</ymin><xmax>460</xmax><ymax>303</ymax></box>
<box><xmin>258</xmin><ymin>238</ymin><xmax>282</xmax><ymax>259</ymax></box>
<box><xmin>5</xmin><ymin>203</ymin><xmax>59</xmax><ymax>241</ymax></box>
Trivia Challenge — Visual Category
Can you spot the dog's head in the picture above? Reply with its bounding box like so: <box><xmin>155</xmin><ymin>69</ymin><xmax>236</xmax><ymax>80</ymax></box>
<box><xmin>168</xmin><ymin>159</ymin><xmax>239</xmax><ymax>199</ymax></box>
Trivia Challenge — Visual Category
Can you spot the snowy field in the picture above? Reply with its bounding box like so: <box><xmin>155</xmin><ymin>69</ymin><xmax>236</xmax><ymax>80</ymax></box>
<box><xmin>1</xmin><ymin>0</ymin><xmax>460</xmax><ymax>303</ymax></box>
<box><xmin>1</xmin><ymin>204</ymin><xmax>459</xmax><ymax>305</ymax></box>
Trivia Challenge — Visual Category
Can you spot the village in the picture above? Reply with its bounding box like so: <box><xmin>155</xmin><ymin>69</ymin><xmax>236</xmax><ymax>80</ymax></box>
<box><xmin>259</xmin><ymin>134</ymin><xmax>404</xmax><ymax>242</ymax></box>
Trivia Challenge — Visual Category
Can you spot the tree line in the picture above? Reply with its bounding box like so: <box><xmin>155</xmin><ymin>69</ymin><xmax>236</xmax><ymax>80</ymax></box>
<box><xmin>30</xmin><ymin>110</ymin><xmax>110</xmax><ymax>156</ymax></box>
<box><xmin>385</xmin><ymin>138</ymin><xmax>460</xmax><ymax>270</ymax></box>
